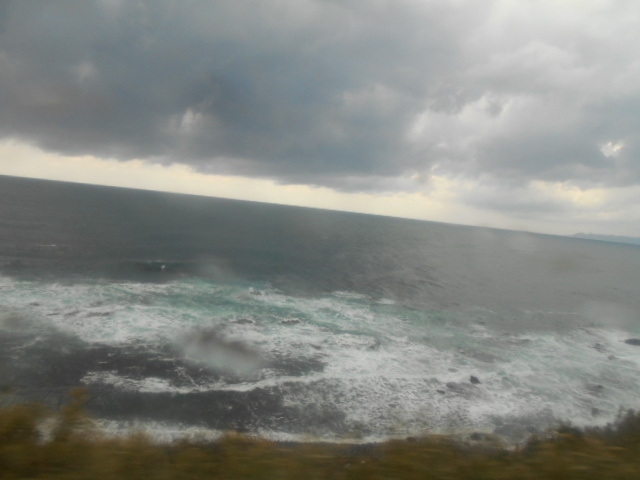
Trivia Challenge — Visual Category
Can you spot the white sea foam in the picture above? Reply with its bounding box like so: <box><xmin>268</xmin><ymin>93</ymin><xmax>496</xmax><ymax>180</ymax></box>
<box><xmin>331</xmin><ymin>291</ymin><xmax>370</xmax><ymax>300</ymax></box>
<box><xmin>95</xmin><ymin>419</ymin><xmax>226</xmax><ymax>443</ymax></box>
<box><xmin>81</xmin><ymin>371</ymin><xmax>225</xmax><ymax>393</ymax></box>
<box><xmin>3</xmin><ymin>273</ymin><xmax>640</xmax><ymax>441</ymax></box>
<box><xmin>95</xmin><ymin>418</ymin><xmax>389</xmax><ymax>444</ymax></box>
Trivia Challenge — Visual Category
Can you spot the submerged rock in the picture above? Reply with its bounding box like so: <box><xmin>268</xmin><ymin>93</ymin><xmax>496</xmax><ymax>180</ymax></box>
<box><xmin>470</xmin><ymin>375</ymin><xmax>481</xmax><ymax>384</ymax></box>
<box><xmin>624</xmin><ymin>338</ymin><xmax>640</xmax><ymax>346</ymax></box>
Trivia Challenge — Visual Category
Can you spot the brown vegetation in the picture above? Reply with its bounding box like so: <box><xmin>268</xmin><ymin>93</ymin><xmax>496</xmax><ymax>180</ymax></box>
<box><xmin>1</xmin><ymin>389</ymin><xmax>640</xmax><ymax>479</ymax></box>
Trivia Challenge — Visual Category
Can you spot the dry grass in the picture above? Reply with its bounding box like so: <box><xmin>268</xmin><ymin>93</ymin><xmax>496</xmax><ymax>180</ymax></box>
<box><xmin>1</xmin><ymin>389</ymin><xmax>640</xmax><ymax>479</ymax></box>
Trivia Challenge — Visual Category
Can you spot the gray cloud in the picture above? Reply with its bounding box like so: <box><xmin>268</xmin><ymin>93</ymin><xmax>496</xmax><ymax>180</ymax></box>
<box><xmin>1</xmin><ymin>0</ymin><xmax>639</xmax><ymax>195</ymax></box>
<box><xmin>459</xmin><ymin>181</ymin><xmax>571</xmax><ymax>218</ymax></box>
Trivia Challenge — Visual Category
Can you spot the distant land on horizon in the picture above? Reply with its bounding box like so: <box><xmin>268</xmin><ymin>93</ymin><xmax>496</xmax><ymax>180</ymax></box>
<box><xmin>572</xmin><ymin>233</ymin><xmax>640</xmax><ymax>246</ymax></box>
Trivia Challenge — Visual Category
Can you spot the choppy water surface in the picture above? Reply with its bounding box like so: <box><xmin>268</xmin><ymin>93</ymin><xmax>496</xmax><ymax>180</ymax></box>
<box><xmin>1</xmin><ymin>175</ymin><xmax>640</xmax><ymax>444</ymax></box>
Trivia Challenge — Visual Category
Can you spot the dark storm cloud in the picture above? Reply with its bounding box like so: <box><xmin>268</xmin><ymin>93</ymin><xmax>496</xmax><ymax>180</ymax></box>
<box><xmin>1</xmin><ymin>0</ymin><xmax>639</xmax><ymax>194</ymax></box>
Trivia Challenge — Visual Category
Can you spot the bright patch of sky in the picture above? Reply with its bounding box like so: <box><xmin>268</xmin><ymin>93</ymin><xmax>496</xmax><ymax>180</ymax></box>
<box><xmin>0</xmin><ymin>0</ymin><xmax>639</xmax><ymax>236</ymax></box>
<box><xmin>2</xmin><ymin>139</ymin><xmax>639</xmax><ymax>236</ymax></box>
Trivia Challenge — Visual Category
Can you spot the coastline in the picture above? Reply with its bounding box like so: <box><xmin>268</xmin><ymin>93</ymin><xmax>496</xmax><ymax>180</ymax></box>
<box><xmin>2</xmin><ymin>391</ymin><xmax>640</xmax><ymax>478</ymax></box>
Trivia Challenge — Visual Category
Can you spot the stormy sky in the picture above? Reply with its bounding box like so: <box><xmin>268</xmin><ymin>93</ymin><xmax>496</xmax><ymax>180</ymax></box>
<box><xmin>1</xmin><ymin>0</ymin><xmax>639</xmax><ymax>235</ymax></box>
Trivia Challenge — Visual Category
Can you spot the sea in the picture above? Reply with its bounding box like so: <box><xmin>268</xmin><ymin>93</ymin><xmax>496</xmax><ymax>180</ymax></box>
<box><xmin>1</xmin><ymin>174</ymin><xmax>640</xmax><ymax>445</ymax></box>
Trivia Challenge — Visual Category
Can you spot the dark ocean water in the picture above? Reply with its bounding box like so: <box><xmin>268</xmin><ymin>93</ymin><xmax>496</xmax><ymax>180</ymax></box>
<box><xmin>1</xmin><ymin>174</ymin><xmax>640</xmax><ymax>444</ymax></box>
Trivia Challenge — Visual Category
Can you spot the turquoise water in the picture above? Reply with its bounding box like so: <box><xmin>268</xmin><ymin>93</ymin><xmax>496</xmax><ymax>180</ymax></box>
<box><xmin>1</xmin><ymin>175</ymin><xmax>640</xmax><ymax>443</ymax></box>
<box><xmin>3</xmin><ymin>273</ymin><xmax>640</xmax><ymax>444</ymax></box>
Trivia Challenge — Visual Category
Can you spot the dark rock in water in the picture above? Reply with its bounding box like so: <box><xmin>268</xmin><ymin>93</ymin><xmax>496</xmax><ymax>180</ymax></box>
<box><xmin>470</xmin><ymin>432</ymin><xmax>482</xmax><ymax>441</ymax></box>
<box><xmin>436</xmin><ymin>389</ymin><xmax>445</xmax><ymax>394</ymax></box>
<box><xmin>624</xmin><ymin>338</ymin><xmax>640</xmax><ymax>346</ymax></box>
<box><xmin>593</xmin><ymin>343</ymin><xmax>606</xmax><ymax>353</ymax></box>
<box><xmin>470</xmin><ymin>375</ymin><xmax>481</xmax><ymax>384</ymax></box>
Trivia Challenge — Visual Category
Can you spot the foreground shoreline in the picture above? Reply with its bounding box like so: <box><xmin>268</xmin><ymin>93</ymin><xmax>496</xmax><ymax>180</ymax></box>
<box><xmin>2</xmin><ymin>390</ymin><xmax>640</xmax><ymax>479</ymax></box>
